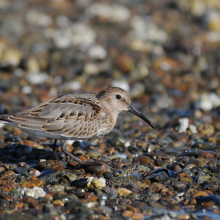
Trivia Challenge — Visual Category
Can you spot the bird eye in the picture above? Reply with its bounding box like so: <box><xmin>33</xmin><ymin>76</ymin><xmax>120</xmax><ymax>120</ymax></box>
<box><xmin>116</xmin><ymin>95</ymin><xmax>121</xmax><ymax>99</ymax></box>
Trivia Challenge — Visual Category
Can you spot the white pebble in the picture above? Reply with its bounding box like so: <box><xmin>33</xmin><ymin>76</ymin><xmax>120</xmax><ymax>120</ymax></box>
<box><xmin>26</xmin><ymin>72</ymin><xmax>49</xmax><ymax>85</ymax></box>
<box><xmin>91</xmin><ymin>177</ymin><xmax>106</xmax><ymax>189</ymax></box>
<box><xmin>21</xmin><ymin>85</ymin><xmax>32</xmax><ymax>94</ymax></box>
<box><xmin>25</xmin><ymin>186</ymin><xmax>46</xmax><ymax>199</ymax></box>
<box><xmin>84</xmin><ymin>63</ymin><xmax>99</xmax><ymax>75</ymax></box>
<box><xmin>178</xmin><ymin>118</ymin><xmax>189</xmax><ymax>133</ymax></box>
<box><xmin>88</xmin><ymin>45</ymin><xmax>107</xmax><ymax>60</ymax></box>
<box><xmin>87</xmin><ymin>4</ymin><xmax>130</xmax><ymax>23</ymax></box>
<box><xmin>111</xmin><ymin>80</ymin><xmax>130</xmax><ymax>92</ymax></box>
<box><xmin>63</xmin><ymin>81</ymin><xmax>82</xmax><ymax>91</ymax></box>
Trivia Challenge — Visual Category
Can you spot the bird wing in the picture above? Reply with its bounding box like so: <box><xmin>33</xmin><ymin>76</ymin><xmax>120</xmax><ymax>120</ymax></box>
<box><xmin>8</xmin><ymin>94</ymin><xmax>109</xmax><ymax>138</ymax></box>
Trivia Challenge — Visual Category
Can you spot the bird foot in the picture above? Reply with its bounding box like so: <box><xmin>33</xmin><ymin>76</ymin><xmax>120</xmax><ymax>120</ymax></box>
<box><xmin>80</xmin><ymin>160</ymin><xmax>112</xmax><ymax>175</ymax></box>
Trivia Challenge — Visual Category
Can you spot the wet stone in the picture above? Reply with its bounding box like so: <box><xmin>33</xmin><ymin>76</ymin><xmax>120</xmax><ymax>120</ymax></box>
<box><xmin>38</xmin><ymin>170</ymin><xmax>61</xmax><ymax>185</ymax></box>
<box><xmin>22</xmin><ymin>177</ymin><xmax>45</xmax><ymax>187</ymax></box>
<box><xmin>145</xmin><ymin>144</ymin><xmax>156</xmax><ymax>153</ymax></box>
<box><xmin>103</xmin><ymin>187</ymin><xmax>118</xmax><ymax>199</ymax></box>
<box><xmin>173</xmin><ymin>182</ymin><xmax>186</xmax><ymax>190</ymax></box>
<box><xmin>47</xmin><ymin>184</ymin><xmax>64</xmax><ymax>193</ymax></box>
<box><xmin>109</xmin><ymin>173</ymin><xmax>142</xmax><ymax>187</ymax></box>
<box><xmin>111</xmin><ymin>137</ymin><xmax>131</xmax><ymax>148</ymax></box>
<box><xmin>94</xmin><ymin>205</ymin><xmax>112</xmax><ymax>216</ymax></box>
<box><xmin>133</xmin><ymin>156</ymin><xmax>153</xmax><ymax>165</ymax></box>
<box><xmin>126</xmin><ymin>193</ymin><xmax>141</xmax><ymax>201</ymax></box>
<box><xmin>86</xmin><ymin>150</ymin><xmax>102</xmax><ymax>159</ymax></box>
<box><xmin>117</xmin><ymin>187</ymin><xmax>132</xmax><ymax>196</ymax></box>
<box><xmin>1</xmin><ymin>1</ymin><xmax>220</xmax><ymax>219</ymax></box>
<box><xmin>189</xmin><ymin>158</ymin><xmax>206</xmax><ymax>167</ymax></box>
<box><xmin>3</xmin><ymin>213</ymin><xmax>38</xmax><ymax>220</ymax></box>
<box><xmin>197</xmin><ymin>124</ymin><xmax>215</xmax><ymax>136</ymax></box>
<box><xmin>13</xmin><ymin>167</ymin><xmax>28</xmax><ymax>175</ymax></box>
<box><xmin>150</xmin><ymin>193</ymin><xmax>160</xmax><ymax>201</ymax></box>
<box><xmin>25</xmin><ymin>187</ymin><xmax>46</xmax><ymax>199</ymax></box>
<box><xmin>37</xmin><ymin>160</ymin><xmax>66</xmax><ymax>171</ymax></box>
<box><xmin>104</xmin><ymin>172</ymin><xmax>113</xmax><ymax>179</ymax></box>
<box><xmin>146</xmin><ymin>171</ymin><xmax>169</xmax><ymax>183</ymax></box>
<box><xmin>82</xmin><ymin>161</ymin><xmax>111</xmax><ymax>175</ymax></box>
<box><xmin>43</xmin><ymin>204</ymin><xmax>58</xmax><ymax>215</ymax></box>
<box><xmin>71</xmin><ymin>178</ymin><xmax>90</xmax><ymax>188</ymax></box>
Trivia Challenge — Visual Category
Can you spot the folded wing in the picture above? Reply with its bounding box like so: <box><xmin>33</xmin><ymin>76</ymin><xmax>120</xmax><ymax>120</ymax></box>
<box><xmin>8</xmin><ymin>94</ymin><xmax>108</xmax><ymax>138</ymax></box>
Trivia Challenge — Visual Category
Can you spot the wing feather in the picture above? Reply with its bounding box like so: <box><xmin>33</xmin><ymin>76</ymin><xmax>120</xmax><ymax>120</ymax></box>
<box><xmin>7</xmin><ymin>94</ymin><xmax>111</xmax><ymax>138</ymax></box>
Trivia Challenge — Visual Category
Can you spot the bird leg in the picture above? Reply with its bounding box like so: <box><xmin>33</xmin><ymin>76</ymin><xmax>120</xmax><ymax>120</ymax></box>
<box><xmin>52</xmin><ymin>139</ymin><xmax>63</xmax><ymax>170</ymax></box>
<box><xmin>61</xmin><ymin>140</ymin><xmax>111</xmax><ymax>175</ymax></box>
<box><xmin>52</xmin><ymin>139</ymin><xmax>59</xmax><ymax>161</ymax></box>
<box><xmin>61</xmin><ymin>140</ymin><xmax>85</xmax><ymax>164</ymax></box>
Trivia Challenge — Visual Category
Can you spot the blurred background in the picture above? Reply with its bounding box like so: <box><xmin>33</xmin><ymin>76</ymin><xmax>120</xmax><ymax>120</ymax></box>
<box><xmin>1</xmin><ymin>0</ymin><xmax>220</xmax><ymax>126</ymax></box>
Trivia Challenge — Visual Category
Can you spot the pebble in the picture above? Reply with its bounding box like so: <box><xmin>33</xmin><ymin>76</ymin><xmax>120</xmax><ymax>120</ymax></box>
<box><xmin>86</xmin><ymin>150</ymin><xmax>102</xmax><ymax>159</ymax></box>
<box><xmin>133</xmin><ymin>156</ymin><xmax>153</xmax><ymax>165</ymax></box>
<box><xmin>190</xmin><ymin>158</ymin><xmax>207</xmax><ymax>167</ymax></box>
<box><xmin>1</xmin><ymin>1</ymin><xmax>220</xmax><ymax>219</ymax></box>
<box><xmin>25</xmin><ymin>187</ymin><xmax>46</xmax><ymax>199</ymax></box>
<box><xmin>22</xmin><ymin>177</ymin><xmax>45</xmax><ymax>188</ymax></box>
<box><xmin>88</xmin><ymin>45</ymin><xmax>107</xmax><ymax>60</ymax></box>
<box><xmin>87</xmin><ymin>4</ymin><xmax>130</xmax><ymax>23</ymax></box>
<box><xmin>91</xmin><ymin>178</ymin><xmax>107</xmax><ymax>189</ymax></box>
<box><xmin>177</xmin><ymin>214</ymin><xmax>190</xmax><ymax>220</ymax></box>
<box><xmin>117</xmin><ymin>187</ymin><xmax>132</xmax><ymax>196</ymax></box>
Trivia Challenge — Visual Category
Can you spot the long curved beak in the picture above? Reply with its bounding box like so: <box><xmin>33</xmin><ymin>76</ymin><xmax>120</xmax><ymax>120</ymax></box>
<box><xmin>128</xmin><ymin>104</ymin><xmax>155</xmax><ymax>129</ymax></box>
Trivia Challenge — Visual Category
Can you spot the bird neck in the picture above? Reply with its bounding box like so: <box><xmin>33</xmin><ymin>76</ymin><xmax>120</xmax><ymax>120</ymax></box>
<box><xmin>99</xmin><ymin>99</ymin><xmax>119</xmax><ymax>125</ymax></box>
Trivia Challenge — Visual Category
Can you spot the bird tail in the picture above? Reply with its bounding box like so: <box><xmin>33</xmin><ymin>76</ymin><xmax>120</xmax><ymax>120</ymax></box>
<box><xmin>0</xmin><ymin>115</ymin><xmax>11</xmax><ymax>124</ymax></box>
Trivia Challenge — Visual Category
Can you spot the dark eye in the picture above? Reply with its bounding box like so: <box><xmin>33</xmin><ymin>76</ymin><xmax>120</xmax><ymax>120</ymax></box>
<box><xmin>116</xmin><ymin>95</ymin><xmax>121</xmax><ymax>99</ymax></box>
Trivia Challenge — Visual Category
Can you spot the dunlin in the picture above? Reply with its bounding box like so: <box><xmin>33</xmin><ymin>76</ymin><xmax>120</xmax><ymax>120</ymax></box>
<box><xmin>0</xmin><ymin>87</ymin><xmax>155</xmax><ymax>166</ymax></box>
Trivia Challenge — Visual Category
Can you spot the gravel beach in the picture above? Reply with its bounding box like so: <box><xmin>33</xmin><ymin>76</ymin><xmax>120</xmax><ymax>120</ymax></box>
<box><xmin>1</xmin><ymin>0</ymin><xmax>220</xmax><ymax>219</ymax></box>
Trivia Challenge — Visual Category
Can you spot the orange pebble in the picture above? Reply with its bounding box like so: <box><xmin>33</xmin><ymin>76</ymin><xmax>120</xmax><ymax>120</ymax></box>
<box><xmin>78</xmin><ymin>156</ymin><xmax>87</xmax><ymax>161</ymax></box>
<box><xmin>15</xmin><ymin>202</ymin><xmax>24</xmax><ymax>209</ymax></box>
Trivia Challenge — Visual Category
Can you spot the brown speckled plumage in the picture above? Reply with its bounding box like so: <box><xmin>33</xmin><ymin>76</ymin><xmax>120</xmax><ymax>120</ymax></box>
<box><xmin>8</xmin><ymin>94</ymin><xmax>112</xmax><ymax>139</ymax></box>
<box><xmin>0</xmin><ymin>87</ymin><xmax>155</xmax><ymax>166</ymax></box>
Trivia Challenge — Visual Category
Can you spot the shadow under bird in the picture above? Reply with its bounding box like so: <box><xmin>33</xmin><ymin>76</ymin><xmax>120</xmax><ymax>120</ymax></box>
<box><xmin>0</xmin><ymin>87</ymin><xmax>155</xmax><ymax>169</ymax></box>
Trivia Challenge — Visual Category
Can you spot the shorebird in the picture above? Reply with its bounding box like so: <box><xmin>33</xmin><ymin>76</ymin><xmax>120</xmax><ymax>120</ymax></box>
<box><xmin>0</xmin><ymin>87</ymin><xmax>155</xmax><ymax>167</ymax></box>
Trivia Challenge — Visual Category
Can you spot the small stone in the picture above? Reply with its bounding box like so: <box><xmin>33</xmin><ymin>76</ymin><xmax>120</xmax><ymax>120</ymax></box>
<box><xmin>0</xmin><ymin>171</ymin><xmax>16</xmax><ymax>179</ymax></box>
<box><xmin>78</xmin><ymin>156</ymin><xmax>87</xmax><ymax>161</ymax></box>
<box><xmin>47</xmin><ymin>184</ymin><xmax>64</xmax><ymax>193</ymax></box>
<box><xmin>193</xmin><ymin>191</ymin><xmax>209</xmax><ymax>198</ymax></box>
<box><xmin>22</xmin><ymin>177</ymin><xmax>45</xmax><ymax>188</ymax></box>
<box><xmin>185</xmin><ymin>164</ymin><xmax>197</xmax><ymax>169</ymax></box>
<box><xmin>53</xmin><ymin>200</ymin><xmax>64</xmax><ymax>206</ymax></box>
<box><xmin>190</xmin><ymin>158</ymin><xmax>206</xmax><ymax>167</ymax></box>
<box><xmin>173</xmin><ymin>182</ymin><xmax>186</xmax><ymax>190</ymax></box>
<box><xmin>145</xmin><ymin>144</ymin><xmax>155</xmax><ymax>153</ymax></box>
<box><xmin>133</xmin><ymin>156</ymin><xmax>153</xmax><ymax>165</ymax></box>
<box><xmin>178</xmin><ymin>118</ymin><xmax>189</xmax><ymax>133</ymax></box>
<box><xmin>197</xmin><ymin>124</ymin><xmax>215</xmax><ymax>136</ymax></box>
<box><xmin>86</xmin><ymin>150</ymin><xmax>102</xmax><ymax>159</ymax></box>
<box><xmin>177</xmin><ymin>214</ymin><xmax>190</xmax><ymax>220</ymax></box>
<box><xmin>82</xmin><ymin>161</ymin><xmax>111</xmax><ymax>175</ymax></box>
<box><xmin>37</xmin><ymin>160</ymin><xmax>63</xmax><ymax>171</ymax></box>
<box><xmin>117</xmin><ymin>187</ymin><xmax>132</xmax><ymax>197</ymax></box>
<box><xmin>45</xmin><ymin>194</ymin><xmax>53</xmax><ymax>201</ymax></box>
<box><xmin>43</xmin><ymin>203</ymin><xmax>58</xmax><ymax>215</ymax></box>
<box><xmin>24</xmin><ymin>140</ymin><xmax>39</xmax><ymax>148</ymax></box>
<box><xmin>123</xmin><ymin>210</ymin><xmax>134</xmax><ymax>217</ymax></box>
<box><xmin>150</xmin><ymin>193</ymin><xmax>160</xmax><ymax>201</ymax></box>
<box><xmin>25</xmin><ymin>186</ymin><xmax>46</xmax><ymax>199</ymax></box>
<box><xmin>88</xmin><ymin>45</ymin><xmax>107</xmax><ymax>60</ymax></box>
<box><xmin>91</xmin><ymin>178</ymin><xmax>106</xmax><ymax>189</ymax></box>
<box><xmin>14</xmin><ymin>167</ymin><xmax>28</xmax><ymax>175</ymax></box>
<box><xmin>15</xmin><ymin>202</ymin><xmax>24</xmax><ymax>209</ymax></box>
<box><xmin>0</xmin><ymin>195</ymin><xmax>13</xmax><ymax>202</ymax></box>
<box><xmin>27</xmin><ymin>72</ymin><xmax>50</xmax><ymax>85</ymax></box>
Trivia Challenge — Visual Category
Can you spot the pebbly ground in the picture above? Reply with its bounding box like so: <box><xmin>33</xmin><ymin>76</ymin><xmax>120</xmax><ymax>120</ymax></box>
<box><xmin>1</xmin><ymin>0</ymin><xmax>220</xmax><ymax>219</ymax></box>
